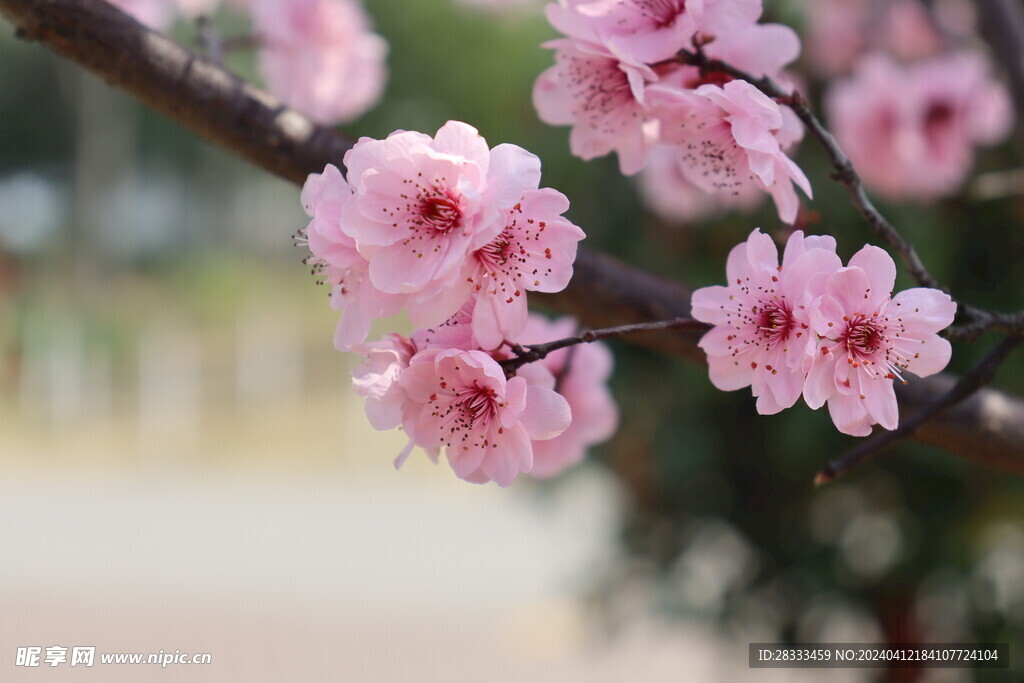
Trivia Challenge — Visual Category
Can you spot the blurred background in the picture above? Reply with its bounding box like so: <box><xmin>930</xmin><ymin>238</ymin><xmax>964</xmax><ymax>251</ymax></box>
<box><xmin>1</xmin><ymin>0</ymin><xmax>1023</xmax><ymax>680</ymax></box>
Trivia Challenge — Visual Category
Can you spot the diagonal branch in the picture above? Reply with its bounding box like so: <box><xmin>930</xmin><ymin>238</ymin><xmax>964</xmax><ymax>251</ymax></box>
<box><xmin>673</xmin><ymin>47</ymin><xmax>1024</xmax><ymax>338</ymax></box>
<box><xmin>0</xmin><ymin>0</ymin><xmax>351</xmax><ymax>185</ymax></box>
<box><xmin>2</xmin><ymin>0</ymin><xmax>1024</xmax><ymax>476</ymax></box>
<box><xmin>815</xmin><ymin>334</ymin><xmax>1024</xmax><ymax>484</ymax></box>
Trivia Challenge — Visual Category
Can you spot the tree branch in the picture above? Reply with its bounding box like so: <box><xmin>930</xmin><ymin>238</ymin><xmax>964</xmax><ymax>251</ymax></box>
<box><xmin>499</xmin><ymin>317</ymin><xmax>710</xmax><ymax>376</ymax></box>
<box><xmin>815</xmin><ymin>334</ymin><xmax>1024</xmax><ymax>484</ymax></box>
<box><xmin>0</xmin><ymin>0</ymin><xmax>350</xmax><ymax>185</ymax></box>
<box><xmin>3</xmin><ymin>0</ymin><xmax>1024</xmax><ymax>476</ymax></box>
<box><xmin>674</xmin><ymin>46</ymin><xmax>1024</xmax><ymax>336</ymax></box>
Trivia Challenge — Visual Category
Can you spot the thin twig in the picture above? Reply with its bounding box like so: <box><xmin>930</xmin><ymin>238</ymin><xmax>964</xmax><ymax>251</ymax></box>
<box><xmin>499</xmin><ymin>317</ymin><xmax>710</xmax><ymax>377</ymax></box>
<box><xmin>814</xmin><ymin>334</ymin><xmax>1024</xmax><ymax>485</ymax></box>
<box><xmin>672</xmin><ymin>47</ymin><xmax>1024</xmax><ymax>335</ymax></box>
<box><xmin>675</xmin><ymin>48</ymin><xmax>941</xmax><ymax>286</ymax></box>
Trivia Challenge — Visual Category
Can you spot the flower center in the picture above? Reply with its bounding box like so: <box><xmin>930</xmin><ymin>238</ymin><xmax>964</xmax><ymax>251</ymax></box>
<box><xmin>418</xmin><ymin>192</ymin><xmax>461</xmax><ymax>233</ymax></box>
<box><xmin>925</xmin><ymin>101</ymin><xmax>954</xmax><ymax>133</ymax></box>
<box><xmin>755</xmin><ymin>299</ymin><xmax>793</xmax><ymax>348</ymax></box>
<box><xmin>476</xmin><ymin>230</ymin><xmax>513</xmax><ymax>270</ymax></box>
<box><xmin>456</xmin><ymin>383</ymin><xmax>499</xmax><ymax>425</ymax></box>
<box><xmin>844</xmin><ymin>315</ymin><xmax>886</xmax><ymax>359</ymax></box>
<box><xmin>432</xmin><ymin>379</ymin><xmax>505</xmax><ymax>452</ymax></box>
<box><xmin>924</xmin><ymin>101</ymin><xmax>955</xmax><ymax>153</ymax></box>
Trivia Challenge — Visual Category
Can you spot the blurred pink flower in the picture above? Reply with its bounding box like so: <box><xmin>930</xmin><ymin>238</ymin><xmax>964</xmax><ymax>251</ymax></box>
<box><xmin>400</xmin><ymin>348</ymin><xmax>571</xmax><ymax>486</ymax></box>
<box><xmin>804</xmin><ymin>0</ymin><xmax>869</xmax><ymax>76</ymax></box>
<box><xmin>691</xmin><ymin>228</ymin><xmax>841</xmax><ymax>415</ymax></box>
<box><xmin>649</xmin><ymin>80</ymin><xmax>812</xmax><ymax>223</ymax></box>
<box><xmin>517</xmin><ymin>315</ymin><xmax>618</xmax><ymax>479</ymax></box>
<box><xmin>804</xmin><ymin>245</ymin><xmax>956</xmax><ymax>436</ymax></box>
<box><xmin>827</xmin><ymin>52</ymin><xmax>1013</xmax><ymax>201</ymax></box>
<box><xmin>249</xmin><ymin>0</ymin><xmax>387</xmax><ymax>125</ymax></box>
<box><xmin>885</xmin><ymin>0</ymin><xmax>944</xmax><ymax>62</ymax></box>
<box><xmin>804</xmin><ymin>0</ymin><xmax>943</xmax><ymax>77</ymax></box>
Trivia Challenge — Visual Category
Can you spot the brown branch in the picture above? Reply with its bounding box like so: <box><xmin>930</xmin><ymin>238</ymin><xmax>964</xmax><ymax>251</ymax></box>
<box><xmin>499</xmin><ymin>317</ymin><xmax>710</xmax><ymax>376</ymax></box>
<box><xmin>3</xmin><ymin>0</ymin><xmax>1024</xmax><ymax>476</ymax></box>
<box><xmin>815</xmin><ymin>334</ymin><xmax>1024</xmax><ymax>484</ymax></box>
<box><xmin>0</xmin><ymin>0</ymin><xmax>351</xmax><ymax>185</ymax></box>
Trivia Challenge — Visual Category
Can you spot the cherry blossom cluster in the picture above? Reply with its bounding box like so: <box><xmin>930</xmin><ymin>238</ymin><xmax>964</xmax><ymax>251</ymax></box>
<box><xmin>300</xmin><ymin>121</ymin><xmax>617</xmax><ymax>486</ymax></box>
<box><xmin>108</xmin><ymin>0</ymin><xmax>388</xmax><ymax>126</ymax></box>
<box><xmin>300</xmin><ymin>120</ymin><xmax>585</xmax><ymax>349</ymax></box>
<box><xmin>532</xmin><ymin>0</ymin><xmax>811</xmax><ymax>224</ymax></box>
<box><xmin>349</xmin><ymin>311</ymin><xmax>618</xmax><ymax>486</ymax></box>
<box><xmin>806</xmin><ymin>0</ymin><xmax>1013</xmax><ymax>201</ymax></box>
<box><xmin>692</xmin><ymin>229</ymin><xmax>957</xmax><ymax>436</ymax></box>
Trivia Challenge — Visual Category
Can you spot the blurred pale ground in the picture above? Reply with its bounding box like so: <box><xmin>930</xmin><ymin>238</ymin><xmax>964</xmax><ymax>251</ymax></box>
<box><xmin>0</xmin><ymin>290</ymin><xmax>861</xmax><ymax>681</ymax></box>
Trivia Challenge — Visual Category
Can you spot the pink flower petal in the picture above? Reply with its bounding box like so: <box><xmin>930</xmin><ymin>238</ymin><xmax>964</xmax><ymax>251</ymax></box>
<box><xmin>520</xmin><ymin>384</ymin><xmax>572</xmax><ymax>441</ymax></box>
<box><xmin>828</xmin><ymin>393</ymin><xmax>874</xmax><ymax>437</ymax></box>
<box><xmin>848</xmin><ymin>245</ymin><xmax>897</xmax><ymax>312</ymax></box>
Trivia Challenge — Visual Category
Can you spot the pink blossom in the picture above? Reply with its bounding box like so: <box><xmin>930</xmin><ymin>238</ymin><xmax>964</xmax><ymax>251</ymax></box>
<box><xmin>533</xmin><ymin>1</ymin><xmax>800</xmax><ymax>175</ymax></box>
<box><xmin>659</xmin><ymin>16</ymin><xmax>802</xmax><ymax>95</ymax></box>
<box><xmin>461</xmin><ymin>189</ymin><xmax>585</xmax><ymax>350</ymax></box>
<box><xmin>249</xmin><ymin>0</ymin><xmax>387</xmax><ymax>125</ymax></box>
<box><xmin>547</xmin><ymin>0</ymin><xmax>801</xmax><ymax>85</ymax></box>
<box><xmin>648</xmin><ymin>79</ymin><xmax>812</xmax><ymax>224</ymax></box>
<box><xmin>827</xmin><ymin>52</ymin><xmax>1013</xmax><ymax>200</ymax></box>
<box><xmin>516</xmin><ymin>315</ymin><xmax>618</xmax><ymax>479</ymax></box>
<box><xmin>545</xmin><ymin>0</ymin><xmax>770</xmax><ymax>65</ymax></box>
<box><xmin>885</xmin><ymin>0</ymin><xmax>944</xmax><ymax>62</ymax></box>
<box><xmin>350</xmin><ymin>333</ymin><xmax>417</xmax><ymax>433</ymax></box>
<box><xmin>400</xmin><ymin>348</ymin><xmax>571</xmax><ymax>486</ymax></box>
<box><xmin>691</xmin><ymin>228</ymin><xmax>842</xmax><ymax>415</ymax></box>
<box><xmin>638</xmin><ymin>144</ymin><xmax>764</xmax><ymax>223</ymax></box>
<box><xmin>410</xmin><ymin>300</ymin><xmax>481</xmax><ymax>352</ymax></box>
<box><xmin>300</xmin><ymin>164</ymin><xmax>406</xmax><ymax>348</ymax></box>
<box><xmin>803</xmin><ymin>245</ymin><xmax>956</xmax><ymax>436</ymax></box>
<box><xmin>533</xmin><ymin>39</ymin><xmax>659</xmax><ymax>175</ymax></box>
<box><xmin>803</xmin><ymin>0</ymin><xmax>868</xmax><ymax>77</ymax></box>
<box><xmin>932</xmin><ymin>0</ymin><xmax>977</xmax><ymax>42</ymax></box>
<box><xmin>338</xmin><ymin>121</ymin><xmax>543</xmax><ymax>329</ymax></box>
